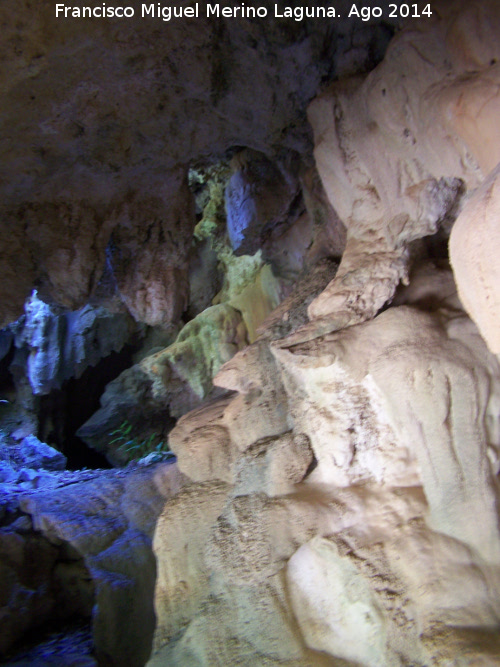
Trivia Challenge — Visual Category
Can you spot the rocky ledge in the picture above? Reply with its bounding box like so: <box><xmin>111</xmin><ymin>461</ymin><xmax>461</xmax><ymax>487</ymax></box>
<box><xmin>0</xmin><ymin>460</ymin><xmax>186</xmax><ymax>666</ymax></box>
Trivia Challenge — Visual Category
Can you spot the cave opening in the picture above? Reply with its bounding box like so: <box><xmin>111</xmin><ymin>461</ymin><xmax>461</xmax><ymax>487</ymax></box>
<box><xmin>37</xmin><ymin>344</ymin><xmax>139</xmax><ymax>470</ymax></box>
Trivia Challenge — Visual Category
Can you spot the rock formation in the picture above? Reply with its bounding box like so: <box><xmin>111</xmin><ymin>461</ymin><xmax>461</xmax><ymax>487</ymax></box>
<box><xmin>148</xmin><ymin>262</ymin><xmax>500</xmax><ymax>666</ymax></box>
<box><xmin>0</xmin><ymin>292</ymin><xmax>141</xmax><ymax>457</ymax></box>
<box><xmin>10</xmin><ymin>293</ymin><xmax>139</xmax><ymax>397</ymax></box>
<box><xmin>450</xmin><ymin>162</ymin><xmax>500</xmax><ymax>354</ymax></box>
<box><xmin>1</xmin><ymin>460</ymin><xmax>185</xmax><ymax>665</ymax></box>
<box><xmin>1</xmin><ymin>0</ymin><xmax>500</xmax><ymax>665</ymax></box>
<box><xmin>0</xmin><ymin>1</ymin><xmax>393</xmax><ymax>328</ymax></box>
<box><xmin>146</xmin><ymin>3</ymin><xmax>500</xmax><ymax>665</ymax></box>
<box><xmin>305</xmin><ymin>0</ymin><xmax>500</xmax><ymax>334</ymax></box>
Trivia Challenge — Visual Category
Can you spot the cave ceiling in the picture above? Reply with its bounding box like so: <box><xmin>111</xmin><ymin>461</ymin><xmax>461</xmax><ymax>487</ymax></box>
<box><xmin>0</xmin><ymin>0</ymin><xmax>396</xmax><ymax>327</ymax></box>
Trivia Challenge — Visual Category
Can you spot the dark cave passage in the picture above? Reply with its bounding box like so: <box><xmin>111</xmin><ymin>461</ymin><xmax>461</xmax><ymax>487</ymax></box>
<box><xmin>0</xmin><ymin>343</ymin><xmax>15</xmax><ymax>403</ymax></box>
<box><xmin>38</xmin><ymin>344</ymin><xmax>139</xmax><ymax>470</ymax></box>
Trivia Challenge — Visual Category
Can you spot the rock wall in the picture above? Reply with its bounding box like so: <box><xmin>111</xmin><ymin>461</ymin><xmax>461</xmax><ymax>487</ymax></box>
<box><xmin>149</xmin><ymin>264</ymin><xmax>500</xmax><ymax>666</ymax></box>
<box><xmin>0</xmin><ymin>293</ymin><xmax>141</xmax><ymax>456</ymax></box>
<box><xmin>146</xmin><ymin>3</ymin><xmax>500</xmax><ymax>665</ymax></box>
<box><xmin>2</xmin><ymin>1</ymin><xmax>500</xmax><ymax>665</ymax></box>
<box><xmin>450</xmin><ymin>163</ymin><xmax>500</xmax><ymax>353</ymax></box>
<box><xmin>10</xmin><ymin>293</ymin><xmax>139</xmax><ymax>397</ymax></box>
<box><xmin>12</xmin><ymin>462</ymin><xmax>186</xmax><ymax>666</ymax></box>
<box><xmin>0</xmin><ymin>2</ymin><xmax>394</xmax><ymax>328</ymax></box>
<box><xmin>305</xmin><ymin>0</ymin><xmax>500</xmax><ymax>334</ymax></box>
<box><xmin>0</xmin><ymin>515</ymin><xmax>95</xmax><ymax>659</ymax></box>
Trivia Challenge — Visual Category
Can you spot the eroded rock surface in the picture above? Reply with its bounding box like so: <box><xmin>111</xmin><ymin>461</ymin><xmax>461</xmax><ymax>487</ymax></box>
<box><xmin>226</xmin><ymin>149</ymin><xmax>302</xmax><ymax>255</ymax></box>
<box><xmin>9</xmin><ymin>293</ymin><xmax>140</xmax><ymax>397</ymax></box>
<box><xmin>450</xmin><ymin>161</ymin><xmax>500</xmax><ymax>354</ymax></box>
<box><xmin>148</xmin><ymin>264</ymin><xmax>500</xmax><ymax>666</ymax></box>
<box><xmin>2</xmin><ymin>461</ymin><xmax>186</xmax><ymax>666</ymax></box>
<box><xmin>0</xmin><ymin>3</ymin><xmax>394</xmax><ymax>328</ymax></box>
<box><xmin>306</xmin><ymin>0</ymin><xmax>500</xmax><ymax>331</ymax></box>
<box><xmin>2</xmin><ymin>1</ymin><xmax>500</xmax><ymax>665</ymax></box>
<box><xmin>77</xmin><ymin>303</ymin><xmax>248</xmax><ymax>464</ymax></box>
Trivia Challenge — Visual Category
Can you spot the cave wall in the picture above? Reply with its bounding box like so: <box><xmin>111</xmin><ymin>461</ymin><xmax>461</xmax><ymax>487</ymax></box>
<box><xmin>1</xmin><ymin>0</ymin><xmax>500</xmax><ymax>665</ymax></box>
<box><xmin>147</xmin><ymin>3</ymin><xmax>500</xmax><ymax>666</ymax></box>
<box><xmin>305</xmin><ymin>0</ymin><xmax>500</xmax><ymax>336</ymax></box>
<box><xmin>0</xmin><ymin>0</ymin><xmax>394</xmax><ymax>328</ymax></box>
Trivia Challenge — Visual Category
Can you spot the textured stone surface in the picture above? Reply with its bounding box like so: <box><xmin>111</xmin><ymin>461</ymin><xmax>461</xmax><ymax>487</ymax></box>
<box><xmin>0</xmin><ymin>292</ymin><xmax>141</xmax><ymax>451</ymax></box>
<box><xmin>306</xmin><ymin>0</ymin><xmax>500</xmax><ymax>331</ymax></box>
<box><xmin>19</xmin><ymin>435</ymin><xmax>67</xmax><ymax>471</ymax></box>
<box><xmin>450</xmin><ymin>161</ymin><xmax>500</xmax><ymax>353</ymax></box>
<box><xmin>168</xmin><ymin>395</ymin><xmax>237</xmax><ymax>485</ymax></box>
<box><xmin>3</xmin><ymin>1</ymin><xmax>500</xmax><ymax>665</ymax></box>
<box><xmin>10</xmin><ymin>293</ymin><xmax>139</xmax><ymax>396</ymax></box>
<box><xmin>287</xmin><ymin>536</ymin><xmax>388</xmax><ymax>666</ymax></box>
<box><xmin>225</xmin><ymin>149</ymin><xmax>301</xmax><ymax>255</ymax></box>
<box><xmin>17</xmin><ymin>462</ymin><xmax>186</xmax><ymax>666</ymax></box>
<box><xmin>75</xmin><ymin>362</ymin><xmax>168</xmax><ymax>466</ymax></box>
<box><xmin>256</xmin><ymin>258</ymin><xmax>339</xmax><ymax>341</ymax></box>
<box><xmin>149</xmin><ymin>263</ymin><xmax>500</xmax><ymax>666</ymax></box>
<box><xmin>78</xmin><ymin>241</ymin><xmax>288</xmax><ymax>463</ymax></box>
<box><xmin>274</xmin><ymin>299</ymin><xmax>500</xmax><ymax>562</ymax></box>
<box><xmin>77</xmin><ymin>303</ymin><xmax>248</xmax><ymax>464</ymax></box>
<box><xmin>3</xmin><ymin>624</ymin><xmax>97</xmax><ymax>666</ymax></box>
<box><xmin>107</xmin><ymin>170</ymin><xmax>195</xmax><ymax>328</ymax></box>
<box><xmin>0</xmin><ymin>524</ymin><xmax>80</xmax><ymax>657</ymax></box>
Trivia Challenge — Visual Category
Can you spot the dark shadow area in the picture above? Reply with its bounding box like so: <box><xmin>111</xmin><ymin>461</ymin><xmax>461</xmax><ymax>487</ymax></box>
<box><xmin>0</xmin><ymin>616</ymin><xmax>95</xmax><ymax>666</ymax></box>
<box><xmin>0</xmin><ymin>344</ymin><xmax>15</xmax><ymax>402</ymax></box>
<box><xmin>38</xmin><ymin>345</ymin><xmax>138</xmax><ymax>470</ymax></box>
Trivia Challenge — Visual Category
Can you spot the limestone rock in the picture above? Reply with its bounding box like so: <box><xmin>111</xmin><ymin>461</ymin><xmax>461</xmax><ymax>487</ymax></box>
<box><xmin>20</xmin><ymin>435</ymin><xmax>67</xmax><ymax>471</ymax></box>
<box><xmin>259</xmin><ymin>165</ymin><xmax>346</xmax><ymax>284</ymax></box>
<box><xmin>287</xmin><ymin>536</ymin><xmax>387</xmax><ymax>666</ymax></box>
<box><xmin>0</xmin><ymin>526</ymin><xmax>65</xmax><ymax>656</ymax></box>
<box><xmin>256</xmin><ymin>258</ymin><xmax>339</xmax><ymax>341</ymax></box>
<box><xmin>169</xmin><ymin>394</ymin><xmax>312</xmax><ymax>494</ymax></box>
<box><xmin>233</xmin><ymin>432</ymin><xmax>314</xmax><ymax>497</ymax></box>
<box><xmin>3</xmin><ymin>2</ymin><xmax>500</xmax><ymax>665</ymax></box>
<box><xmin>186</xmin><ymin>239</ymin><xmax>222</xmax><ymax>320</ymax></box>
<box><xmin>149</xmin><ymin>262</ymin><xmax>500</xmax><ymax>665</ymax></box>
<box><xmin>225</xmin><ymin>262</ymin><xmax>284</xmax><ymax>344</ymax></box>
<box><xmin>0</xmin><ymin>461</ymin><xmax>18</xmax><ymax>484</ymax></box>
<box><xmin>150</xmin><ymin>482</ymin><xmax>341</xmax><ymax>666</ymax></box>
<box><xmin>300</xmin><ymin>166</ymin><xmax>347</xmax><ymax>264</ymax></box>
<box><xmin>146</xmin><ymin>304</ymin><xmax>247</xmax><ymax>414</ymax></box>
<box><xmin>75</xmin><ymin>363</ymin><xmax>168</xmax><ymax>466</ymax></box>
<box><xmin>450</xmin><ymin>162</ymin><xmax>500</xmax><ymax>353</ymax></box>
<box><xmin>0</xmin><ymin>5</ymin><xmax>394</xmax><ymax>327</ymax></box>
<box><xmin>2</xmin><ymin>199</ymin><xmax>113</xmax><ymax>321</ymax></box>
<box><xmin>0</xmin><ymin>498</ymin><xmax>98</xmax><ymax>662</ymax></box>
<box><xmin>168</xmin><ymin>338</ymin><xmax>294</xmax><ymax>484</ymax></box>
<box><xmin>149</xmin><ymin>573</ymin><xmax>333</xmax><ymax>667</ymax></box>
<box><xmin>11</xmin><ymin>292</ymin><xmax>139</xmax><ymax>396</ymax></box>
<box><xmin>306</xmin><ymin>0</ymin><xmax>500</xmax><ymax>330</ymax></box>
<box><xmin>78</xmin><ymin>304</ymin><xmax>247</xmax><ymax>464</ymax></box>
<box><xmin>190</xmin><ymin>161</ymin><xmax>286</xmax><ymax>343</ymax></box>
<box><xmin>286</xmin><ymin>486</ymin><xmax>500</xmax><ymax>666</ymax></box>
<box><xmin>108</xmin><ymin>170</ymin><xmax>195</xmax><ymax>327</ymax></box>
<box><xmin>0</xmin><ymin>432</ymin><xmax>67</xmax><ymax>488</ymax></box>
<box><xmin>213</xmin><ymin>341</ymin><xmax>292</xmax><ymax>452</ymax></box>
<box><xmin>78</xmin><ymin>250</ymin><xmax>289</xmax><ymax>465</ymax></box>
<box><xmin>225</xmin><ymin>149</ymin><xmax>301</xmax><ymax>256</ymax></box>
<box><xmin>274</xmin><ymin>298</ymin><xmax>500</xmax><ymax>562</ymax></box>
<box><xmin>18</xmin><ymin>462</ymin><xmax>186</xmax><ymax>666</ymax></box>
<box><xmin>168</xmin><ymin>395</ymin><xmax>237</xmax><ymax>484</ymax></box>
<box><xmin>152</xmin><ymin>481</ymin><xmax>230</xmax><ymax>651</ymax></box>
